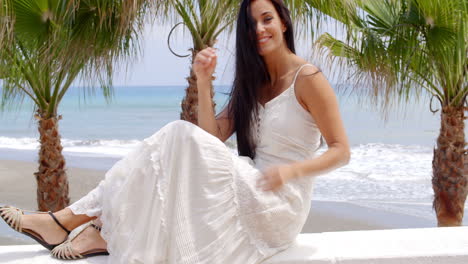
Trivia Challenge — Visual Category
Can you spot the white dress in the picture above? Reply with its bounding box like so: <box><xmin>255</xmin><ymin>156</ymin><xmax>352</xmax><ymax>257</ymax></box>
<box><xmin>69</xmin><ymin>64</ymin><xmax>322</xmax><ymax>264</ymax></box>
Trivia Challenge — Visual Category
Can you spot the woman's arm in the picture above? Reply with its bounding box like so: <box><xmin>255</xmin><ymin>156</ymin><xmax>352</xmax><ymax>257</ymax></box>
<box><xmin>257</xmin><ymin>66</ymin><xmax>350</xmax><ymax>191</ymax></box>
<box><xmin>194</xmin><ymin>47</ymin><xmax>234</xmax><ymax>142</ymax></box>
<box><xmin>290</xmin><ymin>66</ymin><xmax>350</xmax><ymax>177</ymax></box>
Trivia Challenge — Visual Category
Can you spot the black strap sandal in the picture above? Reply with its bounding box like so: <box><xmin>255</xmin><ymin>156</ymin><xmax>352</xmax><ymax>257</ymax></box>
<box><xmin>0</xmin><ymin>206</ymin><xmax>71</xmax><ymax>250</ymax></box>
<box><xmin>51</xmin><ymin>222</ymin><xmax>109</xmax><ymax>260</ymax></box>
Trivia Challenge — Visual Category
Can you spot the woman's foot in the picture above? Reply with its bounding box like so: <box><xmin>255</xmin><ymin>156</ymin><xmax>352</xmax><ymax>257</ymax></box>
<box><xmin>0</xmin><ymin>206</ymin><xmax>71</xmax><ymax>250</ymax></box>
<box><xmin>51</xmin><ymin>223</ymin><xmax>108</xmax><ymax>259</ymax></box>
<box><xmin>70</xmin><ymin>224</ymin><xmax>107</xmax><ymax>255</ymax></box>
<box><xmin>21</xmin><ymin>213</ymin><xmax>69</xmax><ymax>245</ymax></box>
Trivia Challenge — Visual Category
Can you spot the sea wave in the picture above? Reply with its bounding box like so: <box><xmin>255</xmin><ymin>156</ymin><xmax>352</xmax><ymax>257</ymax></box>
<box><xmin>319</xmin><ymin>143</ymin><xmax>433</xmax><ymax>182</ymax></box>
<box><xmin>0</xmin><ymin>136</ymin><xmax>141</xmax><ymax>157</ymax></box>
<box><xmin>0</xmin><ymin>137</ymin><xmax>433</xmax><ymax>182</ymax></box>
<box><xmin>312</xmin><ymin>143</ymin><xmax>435</xmax><ymax>206</ymax></box>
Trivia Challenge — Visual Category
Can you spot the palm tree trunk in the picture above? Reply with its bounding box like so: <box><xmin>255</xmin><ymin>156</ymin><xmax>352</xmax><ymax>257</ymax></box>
<box><xmin>432</xmin><ymin>106</ymin><xmax>467</xmax><ymax>226</ymax></box>
<box><xmin>180</xmin><ymin>50</ymin><xmax>216</xmax><ymax>125</ymax></box>
<box><xmin>35</xmin><ymin>111</ymin><xmax>70</xmax><ymax>212</ymax></box>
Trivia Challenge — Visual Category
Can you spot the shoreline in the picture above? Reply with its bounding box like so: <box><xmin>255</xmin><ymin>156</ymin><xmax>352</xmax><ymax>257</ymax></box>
<box><xmin>0</xmin><ymin>159</ymin><xmax>436</xmax><ymax>245</ymax></box>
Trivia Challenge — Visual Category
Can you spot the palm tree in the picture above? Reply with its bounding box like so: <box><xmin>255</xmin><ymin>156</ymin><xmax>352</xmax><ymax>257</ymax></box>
<box><xmin>315</xmin><ymin>0</ymin><xmax>467</xmax><ymax>226</ymax></box>
<box><xmin>160</xmin><ymin>0</ymin><xmax>239</xmax><ymax>124</ymax></box>
<box><xmin>0</xmin><ymin>0</ymin><xmax>148</xmax><ymax>212</ymax></box>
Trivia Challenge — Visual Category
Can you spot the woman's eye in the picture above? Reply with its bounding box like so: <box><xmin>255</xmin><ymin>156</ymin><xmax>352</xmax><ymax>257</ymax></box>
<box><xmin>264</xmin><ymin>17</ymin><xmax>273</xmax><ymax>23</ymax></box>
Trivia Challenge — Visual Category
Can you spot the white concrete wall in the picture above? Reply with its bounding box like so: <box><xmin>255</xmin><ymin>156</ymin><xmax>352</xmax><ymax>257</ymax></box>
<box><xmin>266</xmin><ymin>227</ymin><xmax>468</xmax><ymax>264</ymax></box>
<box><xmin>1</xmin><ymin>227</ymin><xmax>467</xmax><ymax>264</ymax></box>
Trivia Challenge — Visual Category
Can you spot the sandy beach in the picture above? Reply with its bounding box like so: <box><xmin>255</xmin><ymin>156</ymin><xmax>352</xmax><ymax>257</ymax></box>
<box><xmin>0</xmin><ymin>159</ymin><xmax>434</xmax><ymax>245</ymax></box>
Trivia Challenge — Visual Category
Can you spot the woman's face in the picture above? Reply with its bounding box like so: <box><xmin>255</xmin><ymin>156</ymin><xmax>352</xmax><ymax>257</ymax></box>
<box><xmin>250</xmin><ymin>0</ymin><xmax>287</xmax><ymax>56</ymax></box>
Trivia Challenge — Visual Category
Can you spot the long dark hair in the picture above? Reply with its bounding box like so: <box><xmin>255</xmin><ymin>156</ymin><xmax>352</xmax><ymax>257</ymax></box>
<box><xmin>228</xmin><ymin>0</ymin><xmax>295</xmax><ymax>159</ymax></box>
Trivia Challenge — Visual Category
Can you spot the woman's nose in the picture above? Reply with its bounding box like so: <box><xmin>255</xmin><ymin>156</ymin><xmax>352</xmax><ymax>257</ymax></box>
<box><xmin>256</xmin><ymin>23</ymin><xmax>265</xmax><ymax>34</ymax></box>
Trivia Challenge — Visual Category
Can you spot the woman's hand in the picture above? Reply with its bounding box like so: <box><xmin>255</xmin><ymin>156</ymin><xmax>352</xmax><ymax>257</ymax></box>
<box><xmin>193</xmin><ymin>47</ymin><xmax>217</xmax><ymax>84</ymax></box>
<box><xmin>256</xmin><ymin>165</ymin><xmax>297</xmax><ymax>192</ymax></box>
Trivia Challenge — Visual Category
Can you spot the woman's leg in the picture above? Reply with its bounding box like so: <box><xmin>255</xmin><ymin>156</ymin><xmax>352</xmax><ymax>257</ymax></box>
<box><xmin>1</xmin><ymin>179</ymin><xmax>107</xmax><ymax>248</ymax></box>
<box><xmin>21</xmin><ymin>208</ymin><xmax>95</xmax><ymax>245</ymax></box>
<box><xmin>21</xmin><ymin>177</ymin><xmax>106</xmax><ymax>245</ymax></box>
<box><xmin>54</xmin><ymin>208</ymin><xmax>96</xmax><ymax>230</ymax></box>
<box><xmin>16</xmin><ymin>178</ymin><xmax>106</xmax><ymax>245</ymax></box>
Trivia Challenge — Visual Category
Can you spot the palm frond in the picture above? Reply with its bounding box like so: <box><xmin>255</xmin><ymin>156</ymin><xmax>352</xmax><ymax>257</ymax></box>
<box><xmin>161</xmin><ymin>0</ymin><xmax>239</xmax><ymax>52</ymax></box>
<box><xmin>314</xmin><ymin>0</ymin><xmax>468</xmax><ymax>112</ymax></box>
<box><xmin>0</xmin><ymin>0</ymin><xmax>151</xmax><ymax>117</ymax></box>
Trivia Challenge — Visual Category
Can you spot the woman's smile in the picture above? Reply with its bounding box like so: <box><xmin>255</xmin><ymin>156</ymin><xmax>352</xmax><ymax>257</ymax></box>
<box><xmin>258</xmin><ymin>35</ymin><xmax>272</xmax><ymax>45</ymax></box>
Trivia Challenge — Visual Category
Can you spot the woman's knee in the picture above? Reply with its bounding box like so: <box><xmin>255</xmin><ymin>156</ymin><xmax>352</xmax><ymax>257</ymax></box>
<box><xmin>164</xmin><ymin>120</ymin><xmax>193</xmax><ymax>131</ymax></box>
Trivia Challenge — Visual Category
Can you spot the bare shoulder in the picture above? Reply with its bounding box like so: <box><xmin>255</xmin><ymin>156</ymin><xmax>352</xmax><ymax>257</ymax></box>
<box><xmin>295</xmin><ymin>64</ymin><xmax>324</xmax><ymax>90</ymax></box>
<box><xmin>298</xmin><ymin>63</ymin><xmax>321</xmax><ymax>76</ymax></box>
<box><xmin>293</xmin><ymin>64</ymin><xmax>335</xmax><ymax>111</ymax></box>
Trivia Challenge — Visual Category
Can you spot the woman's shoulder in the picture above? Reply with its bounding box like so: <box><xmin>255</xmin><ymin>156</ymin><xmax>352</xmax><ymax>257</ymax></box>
<box><xmin>293</xmin><ymin>61</ymin><xmax>333</xmax><ymax>108</ymax></box>
<box><xmin>286</xmin><ymin>56</ymin><xmax>329</xmax><ymax>106</ymax></box>
<box><xmin>296</xmin><ymin>61</ymin><xmax>321</xmax><ymax>77</ymax></box>
<box><xmin>289</xmin><ymin>55</ymin><xmax>321</xmax><ymax>78</ymax></box>
<box><xmin>292</xmin><ymin>58</ymin><xmax>324</xmax><ymax>90</ymax></box>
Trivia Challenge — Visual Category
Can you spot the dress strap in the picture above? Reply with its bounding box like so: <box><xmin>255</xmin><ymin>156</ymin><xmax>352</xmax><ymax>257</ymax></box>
<box><xmin>292</xmin><ymin>64</ymin><xmax>314</xmax><ymax>86</ymax></box>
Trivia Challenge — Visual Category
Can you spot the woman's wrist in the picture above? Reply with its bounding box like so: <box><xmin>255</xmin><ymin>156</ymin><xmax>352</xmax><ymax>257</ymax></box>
<box><xmin>286</xmin><ymin>163</ymin><xmax>304</xmax><ymax>180</ymax></box>
<box><xmin>280</xmin><ymin>164</ymin><xmax>300</xmax><ymax>181</ymax></box>
<box><xmin>196</xmin><ymin>76</ymin><xmax>212</xmax><ymax>85</ymax></box>
<box><xmin>197</xmin><ymin>79</ymin><xmax>212</xmax><ymax>96</ymax></box>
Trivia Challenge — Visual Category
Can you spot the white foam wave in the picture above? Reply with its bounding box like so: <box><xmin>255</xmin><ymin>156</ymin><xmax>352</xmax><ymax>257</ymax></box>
<box><xmin>312</xmin><ymin>143</ymin><xmax>435</xmax><ymax>204</ymax></box>
<box><xmin>0</xmin><ymin>138</ymin><xmax>433</xmax><ymax>178</ymax></box>
<box><xmin>320</xmin><ymin>143</ymin><xmax>433</xmax><ymax>182</ymax></box>
<box><xmin>0</xmin><ymin>138</ymin><xmax>433</xmax><ymax>182</ymax></box>
<box><xmin>0</xmin><ymin>136</ymin><xmax>140</xmax><ymax>157</ymax></box>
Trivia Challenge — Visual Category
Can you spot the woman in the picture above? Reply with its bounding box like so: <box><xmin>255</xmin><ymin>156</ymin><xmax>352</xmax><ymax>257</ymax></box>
<box><xmin>0</xmin><ymin>0</ymin><xmax>350</xmax><ymax>263</ymax></box>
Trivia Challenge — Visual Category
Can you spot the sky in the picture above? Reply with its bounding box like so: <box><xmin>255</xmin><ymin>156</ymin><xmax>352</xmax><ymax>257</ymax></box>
<box><xmin>110</xmin><ymin>21</ymin><xmax>325</xmax><ymax>87</ymax></box>
<box><xmin>111</xmin><ymin>23</ymin><xmax>236</xmax><ymax>86</ymax></box>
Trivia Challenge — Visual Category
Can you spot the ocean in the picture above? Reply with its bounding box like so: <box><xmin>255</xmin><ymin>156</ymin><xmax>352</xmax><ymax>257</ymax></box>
<box><xmin>0</xmin><ymin>85</ymin><xmax>466</xmax><ymax>225</ymax></box>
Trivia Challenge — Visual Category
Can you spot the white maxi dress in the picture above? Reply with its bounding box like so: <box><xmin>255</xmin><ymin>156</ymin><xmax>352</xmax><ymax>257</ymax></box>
<box><xmin>69</xmin><ymin>64</ymin><xmax>322</xmax><ymax>264</ymax></box>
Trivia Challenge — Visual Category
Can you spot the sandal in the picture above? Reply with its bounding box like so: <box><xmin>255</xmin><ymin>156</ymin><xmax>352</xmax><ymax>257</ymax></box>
<box><xmin>0</xmin><ymin>206</ymin><xmax>71</xmax><ymax>250</ymax></box>
<box><xmin>51</xmin><ymin>222</ymin><xmax>109</xmax><ymax>260</ymax></box>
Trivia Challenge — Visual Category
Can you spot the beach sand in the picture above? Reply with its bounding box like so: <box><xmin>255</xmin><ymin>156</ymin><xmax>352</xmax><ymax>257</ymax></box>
<box><xmin>0</xmin><ymin>159</ymin><xmax>433</xmax><ymax>245</ymax></box>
